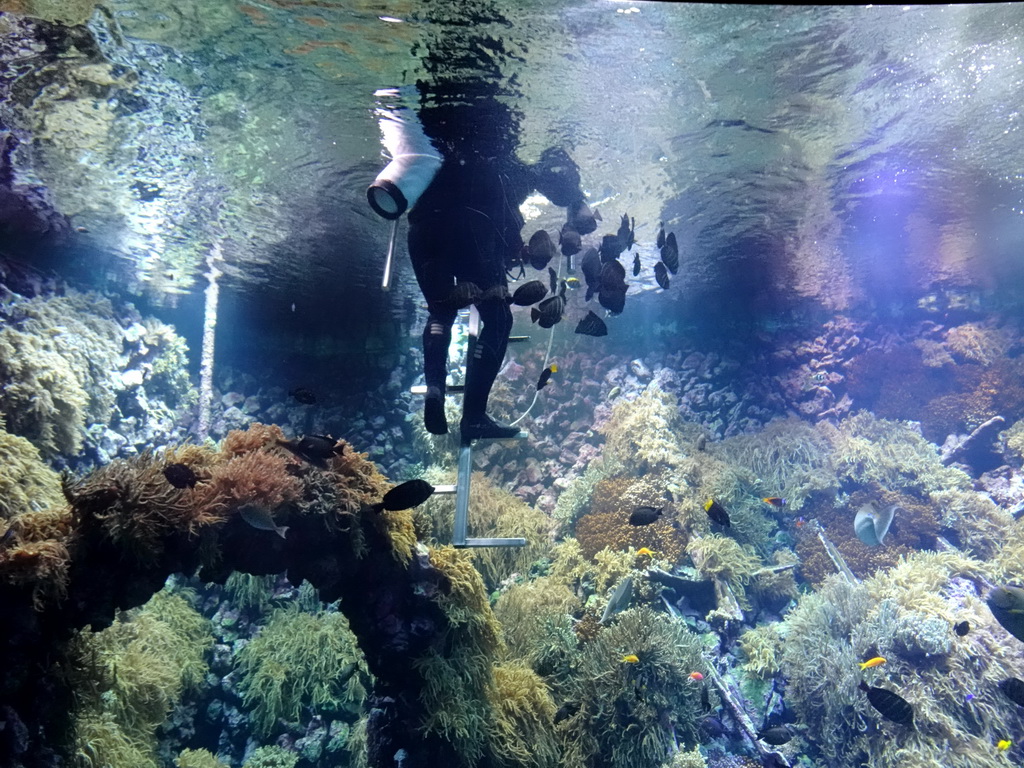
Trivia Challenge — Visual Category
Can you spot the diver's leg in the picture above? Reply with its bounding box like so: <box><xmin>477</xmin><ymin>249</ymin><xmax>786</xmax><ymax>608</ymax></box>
<box><xmin>460</xmin><ymin>296</ymin><xmax>518</xmax><ymax>440</ymax></box>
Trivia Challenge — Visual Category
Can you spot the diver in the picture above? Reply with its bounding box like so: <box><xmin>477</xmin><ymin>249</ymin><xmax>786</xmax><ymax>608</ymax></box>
<box><xmin>369</xmin><ymin>86</ymin><xmax>588</xmax><ymax>442</ymax></box>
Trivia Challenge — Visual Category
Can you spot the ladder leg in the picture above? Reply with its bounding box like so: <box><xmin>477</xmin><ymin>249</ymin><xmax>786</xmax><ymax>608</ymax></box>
<box><xmin>453</xmin><ymin>440</ymin><xmax>473</xmax><ymax>547</ymax></box>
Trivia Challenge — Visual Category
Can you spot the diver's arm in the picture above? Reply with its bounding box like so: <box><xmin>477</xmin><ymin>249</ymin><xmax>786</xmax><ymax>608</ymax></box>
<box><xmin>530</xmin><ymin>147</ymin><xmax>586</xmax><ymax>210</ymax></box>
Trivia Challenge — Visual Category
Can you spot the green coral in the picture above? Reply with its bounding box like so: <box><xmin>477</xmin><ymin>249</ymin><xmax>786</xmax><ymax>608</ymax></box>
<box><xmin>235</xmin><ymin>605</ymin><xmax>369</xmax><ymax>736</ymax></box>
<box><xmin>68</xmin><ymin>588</ymin><xmax>212</xmax><ymax>768</ymax></box>
<box><xmin>737</xmin><ymin>623</ymin><xmax>784</xmax><ymax>679</ymax></box>
<box><xmin>176</xmin><ymin>749</ymin><xmax>230</xmax><ymax>768</ymax></box>
<box><xmin>661</xmin><ymin>747</ymin><xmax>706</xmax><ymax>768</ymax></box>
<box><xmin>493</xmin><ymin>577</ymin><xmax>580</xmax><ymax>677</ymax></box>
<box><xmin>0</xmin><ymin>291</ymin><xmax>124</xmax><ymax>456</ymax></box>
<box><xmin>778</xmin><ymin>553</ymin><xmax>1024</xmax><ymax>768</ymax></box>
<box><xmin>602</xmin><ymin>383</ymin><xmax>686</xmax><ymax>473</ymax></box>
<box><xmin>686</xmin><ymin>534</ymin><xmax>762</xmax><ymax>607</ymax></box>
<box><xmin>241</xmin><ymin>745</ymin><xmax>299</xmax><ymax>768</ymax></box>
<box><xmin>0</xmin><ymin>417</ymin><xmax>65</xmax><ymax>519</ymax></box>
<box><xmin>824</xmin><ymin>410</ymin><xmax>971</xmax><ymax>495</ymax></box>
<box><xmin>225</xmin><ymin>572</ymin><xmax>278</xmax><ymax>613</ymax></box>
<box><xmin>560</xmin><ymin>607</ymin><xmax>705</xmax><ymax>768</ymax></box>
<box><xmin>489</xmin><ymin>662</ymin><xmax>560</xmax><ymax>768</ymax></box>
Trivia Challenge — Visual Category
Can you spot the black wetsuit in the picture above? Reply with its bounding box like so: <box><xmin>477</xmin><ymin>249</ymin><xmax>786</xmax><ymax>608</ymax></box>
<box><xmin>408</xmin><ymin>148</ymin><xmax>584</xmax><ymax>438</ymax></box>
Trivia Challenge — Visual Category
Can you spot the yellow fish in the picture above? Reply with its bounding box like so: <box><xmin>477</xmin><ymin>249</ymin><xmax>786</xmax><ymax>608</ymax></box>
<box><xmin>636</xmin><ymin>547</ymin><xmax>656</xmax><ymax>557</ymax></box>
<box><xmin>997</xmin><ymin>739</ymin><xmax>1011</xmax><ymax>751</ymax></box>
<box><xmin>859</xmin><ymin>656</ymin><xmax>887</xmax><ymax>670</ymax></box>
<box><xmin>621</xmin><ymin>654</ymin><xmax>639</xmax><ymax>664</ymax></box>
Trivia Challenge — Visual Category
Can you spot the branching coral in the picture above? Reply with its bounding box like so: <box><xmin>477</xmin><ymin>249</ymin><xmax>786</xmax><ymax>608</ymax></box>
<box><xmin>930</xmin><ymin>489</ymin><xmax>1013</xmax><ymax>560</ymax></box>
<box><xmin>737</xmin><ymin>623</ymin><xmax>784</xmax><ymax>679</ymax></box>
<box><xmin>552</xmin><ymin>455</ymin><xmax>625</xmax><ymax>535</ymax></box>
<box><xmin>235</xmin><ymin>605</ymin><xmax>369</xmax><ymax>736</ymax></box>
<box><xmin>945</xmin><ymin>322</ymin><xmax>1012</xmax><ymax>366</ymax></box>
<box><xmin>559</xmin><ymin>607</ymin><xmax>705</xmax><ymax>768</ymax></box>
<box><xmin>686</xmin><ymin>534</ymin><xmax>762</xmax><ymax>607</ymax></box>
<box><xmin>241</xmin><ymin>745</ymin><xmax>299</xmax><ymax>768</ymax></box>
<box><xmin>176</xmin><ymin>749</ymin><xmax>229</xmax><ymax>768</ymax></box>
<box><xmin>494</xmin><ymin>577</ymin><xmax>580</xmax><ymax>675</ymax></box>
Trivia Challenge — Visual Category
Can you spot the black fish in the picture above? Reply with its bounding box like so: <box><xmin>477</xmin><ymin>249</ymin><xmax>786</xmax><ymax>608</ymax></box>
<box><xmin>380</xmin><ymin>479</ymin><xmax>435</xmax><ymax>511</ymax></box>
<box><xmin>1000</xmin><ymin>678</ymin><xmax>1024</xmax><ymax>707</ymax></box>
<box><xmin>580</xmin><ymin>248</ymin><xmax>602</xmax><ymax>300</ymax></box>
<box><xmin>537</xmin><ymin>364</ymin><xmax>557</xmax><ymax>390</ymax></box>
<box><xmin>510</xmin><ymin>280</ymin><xmax>547</xmax><ymax>307</ymax></box>
<box><xmin>953</xmin><ymin>620</ymin><xmax>970</xmax><ymax>637</ymax></box>
<box><xmin>560</xmin><ymin>224</ymin><xmax>581</xmax><ymax>257</ymax></box>
<box><xmin>654</xmin><ymin>262</ymin><xmax>670</xmax><ymax>290</ymax></box>
<box><xmin>442</xmin><ymin>282</ymin><xmax>482</xmax><ymax>310</ymax></box>
<box><xmin>575</xmin><ymin>310</ymin><xmax>608</xmax><ymax>337</ymax></box>
<box><xmin>599</xmin><ymin>233</ymin><xmax>623</xmax><ymax>262</ymax></box>
<box><xmin>288</xmin><ymin>387</ymin><xmax>317</xmax><ymax>405</ymax></box>
<box><xmin>531</xmin><ymin>288</ymin><xmax>566</xmax><ymax>329</ymax></box>
<box><xmin>629</xmin><ymin>506</ymin><xmax>663</xmax><ymax>526</ymax></box>
<box><xmin>600</xmin><ymin>259</ymin><xmax>627</xmax><ymax>292</ymax></box>
<box><xmin>704</xmin><ymin>499</ymin><xmax>731</xmax><ymax>527</ymax></box>
<box><xmin>632</xmin><ymin>253</ymin><xmax>641</xmax><ymax>277</ymax></box>
<box><xmin>859</xmin><ymin>681</ymin><xmax>914</xmax><ymax>727</ymax></box>
<box><xmin>569</xmin><ymin>201</ymin><xmax>601</xmax><ymax>236</ymax></box>
<box><xmin>548</xmin><ymin>266</ymin><xmax>558</xmax><ymax>296</ymax></box>
<box><xmin>617</xmin><ymin>213</ymin><xmax>635</xmax><ymax>251</ymax></box>
<box><xmin>656</xmin><ymin>223</ymin><xmax>666</xmax><ymax>250</ymax></box>
<box><xmin>756</xmin><ymin>725</ymin><xmax>793</xmax><ymax>746</ymax></box>
<box><xmin>527</xmin><ymin>229</ymin><xmax>557</xmax><ymax>270</ymax></box>
<box><xmin>554</xmin><ymin>701</ymin><xmax>580</xmax><ymax>724</ymax></box>
<box><xmin>661</xmin><ymin>232</ymin><xmax>679</xmax><ymax>274</ymax></box>
<box><xmin>163</xmin><ymin>463</ymin><xmax>198</xmax><ymax>489</ymax></box>
<box><xmin>277</xmin><ymin>435</ymin><xmax>344</xmax><ymax>468</ymax></box>
<box><xmin>700</xmin><ymin>682</ymin><xmax>711</xmax><ymax>712</ymax></box>
<box><xmin>599</xmin><ymin>287</ymin><xmax>626</xmax><ymax>315</ymax></box>
<box><xmin>988</xmin><ymin>586</ymin><xmax>1024</xmax><ymax>643</ymax></box>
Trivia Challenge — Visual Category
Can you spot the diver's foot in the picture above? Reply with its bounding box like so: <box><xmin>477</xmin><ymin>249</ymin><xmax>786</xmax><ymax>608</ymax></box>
<box><xmin>424</xmin><ymin>387</ymin><xmax>448</xmax><ymax>435</ymax></box>
<box><xmin>460</xmin><ymin>414</ymin><xmax>520</xmax><ymax>442</ymax></box>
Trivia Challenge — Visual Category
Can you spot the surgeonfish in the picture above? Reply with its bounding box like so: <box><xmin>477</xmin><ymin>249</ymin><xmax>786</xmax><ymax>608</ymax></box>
<box><xmin>277</xmin><ymin>435</ymin><xmax>345</xmax><ymax>468</ymax></box>
<box><xmin>509</xmin><ymin>280</ymin><xmax>547</xmax><ymax>307</ymax></box>
<box><xmin>163</xmin><ymin>463</ymin><xmax>198</xmax><ymax>489</ymax></box>
<box><xmin>537</xmin><ymin>364</ymin><xmax>558</xmax><ymax>391</ymax></box>
<box><xmin>756</xmin><ymin>725</ymin><xmax>793</xmax><ymax>746</ymax></box>
<box><xmin>288</xmin><ymin>387</ymin><xmax>317</xmax><ymax>404</ymax></box>
<box><xmin>953</xmin><ymin>620</ymin><xmax>970</xmax><ymax>637</ymax></box>
<box><xmin>239</xmin><ymin>504</ymin><xmax>289</xmax><ymax>539</ymax></box>
<box><xmin>600</xmin><ymin>575</ymin><xmax>633</xmax><ymax>624</ymax></box>
<box><xmin>527</xmin><ymin>229</ymin><xmax>557</xmax><ymax>270</ymax></box>
<box><xmin>574</xmin><ymin>310</ymin><xmax>608</xmax><ymax>337</ymax></box>
<box><xmin>654</xmin><ymin>261</ymin><xmax>670</xmax><ymax>290</ymax></box>
<box><xmin>704</xmin><ymin>499</ymin><xmax>731</xmax><ymax>527</ymax></box>
<box><xmin>989</xmin><ymin>586</ymin><xmax>1024</xmax><ymax>643</ymax></box>
<box><xmin>859</xmin><ymin>681</ymin><xmax>914</xmax><ymax>727</ymax></box>
<box><xmin>628</xmin><ymin>506</ymin><xmax>663</xmax><ymax>526</ymax></box>
<box><xmin>378</xmin><ymin>479</ymin><xmax>435</xmax><ymax>511</ymax></box>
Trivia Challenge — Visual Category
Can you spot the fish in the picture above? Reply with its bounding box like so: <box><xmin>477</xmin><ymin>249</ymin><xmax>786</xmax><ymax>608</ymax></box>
<box><xmin>560</xmin><ymin>224</ymin><xmax>582</xmax><ymax>257</ymax></box>
<box><xmin>163</xmin><ymin>463</ymin><xmax>198</xmax><ymax>489</ymax></box>
<box><xmin>762</xmin><ymin>497</ymin><xmax>787</xmax><ymax>507</ymax></box>
<box><xmin>987</xmin><ymin>585</ymin><xmax>1024</xmax><ymax>643</ymax></box>
<box><xmin>656</xmin><ymin>223</ymin><xmax>666</xmax><ymax>250</ymax></box>
<box><xmin>700</xmin><ymin>682</ymin><xmax>712</xmax><ymax>712</ymax></box>
<box><xmin>953</xmin><ymin>620</ymin><xmax>970</xmax><ymax>637</ymax></box>
<box><xmin>688</xmin><ymin>671</ymin><xmax>704</xmax><ymax>681</ymax></box>
<box><xmin>527</xmin><ymin>229</ymin><xmax>557</xmax><ymax>270</ymax></box>
<box><xmin>608</xmin><ymin>386</ymin><xmax>622</xmax><ymax>399</ymax></box>
<box><xmin>565</xmin><ymin>276</ymin><xmax>581</xmax><ymax>288</ymax></box>
<box><xmin>574</xmin><ymin>310</ymin><xmax>608</xmax><ymax>337</ymax></box>
<box><xmin>600</xmin><ymin>575</ymin><xmax>633</xmax><ymax>624</ymax></box>
<box><xmin>621</xmin><ymin>654</ymin><xmax>640</xmax><ymax>664</ymax></box>
<box><xmin>661</xmin><ymin>232</ymin><xmax>679</xmax><ymax>274</ymax></box>
<box><xmin>598</xmin><ymin>260</ymin><xmax>628</xmax><ymax>314</ymax></box>
<box><xmin>859</xmin><ymin>656</ymin><xmax>887</xmax><ymax>670</ymax></box>
<box><xmin>379</xmin><ymin>479</ymin><xmax>435</xmax><ymax>511</ymax></box>
<box><xmin>531</xmin><ymin>290</ymin><xmax>566</xmax><ymax>329</ymax></box>
<box><xmin>629</xmin><ymin>506</ymin><xmax>663</xmax><ymax>526</ymax></box>
<box><xmin>569</xmin><ymin>201</ymin><xmax>601</xmax><ymax>236</ymax></box>
<box><xmin>239</xmin><ymin>504</ymin><xmax>288</xmax><ymax>539</ymax></box>
<box><xmin>441</xmin><ymin>281</ymin><xmax>482</xmax><ymax>310</ymax></box>
<box><xmin>859</xmin><ymin>681</ymin><xmax>914</xmax><ymax>727</ymax></box>
<box><xmin>654</xmin><ymin>262</ymin><xmax>670</xmax><ymax>290</ymax></box>
<box><xmin>997</xmin><ymin>740</ymin><xmax>1012</xmax><ymax>751</ymax></box>
<box><xmin>756</xmin><ymin>725</ymin><xmax>793</xmax><ymax>746</ymax></box>
<box><xmin>277</xmin><ymin>435</ymin><xmax>345</xmax><ymax>468</ymax></box>
<box><xmin>599</xmin><ymin>233</ymin><xmax>623</xmax><ymax>263</ymax></box>
<box><xmin>288</xmin><ymin>387</ymin><xmax>317</xmax><ymax>405</ymax></box>
<box><xmin>617</xmin><ymin>213</ymin><xmax>635</xmax><ymax>251</ymax></box>
<box><xmin>548</xmin><ymin>266</ymin><xmax>558</xmax><ymax>295</ymax></box>
<box><xmin>636</xmin><ymin>547</ymin><xmax>656</xmax><ymax>557</ymax></box>
<box><xmin>510</xmin><ymin>280</ymin><xmax>548</xmax><ymax>307</ymax></box>
<box><xmin>580</xmin><ymin>247</ymin><xmax>602</xmax><ymax>301</ymax></box>
<box><xmin>704</xmin><ymin>499</ymin><xmax>731</xmax><ymax>527</ymax></box>
<box><xmin>537</xmin><ymin>363</ymin><xmax>558</xmax><ymax>390</ymax></box>
<box><xmin>999</xmin><ymin>678</ymin><xmax>1024</xmax><ymax>707</ymax></box>
<box><xmin>632</xmin><ymin>253</ymin><xmax>641</xmax><ymax>276</ymax></box>
<box><xmin>554</xmin><ymin>701</ymin><xmax>580</xmax><ymax>723</ymax></box>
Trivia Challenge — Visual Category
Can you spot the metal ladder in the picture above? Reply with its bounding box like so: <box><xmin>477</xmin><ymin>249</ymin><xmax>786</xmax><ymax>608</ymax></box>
<box><xmin>410</xmin><ymin>305</ymin><xmax>528</xmax><ymax>549</ymax></box>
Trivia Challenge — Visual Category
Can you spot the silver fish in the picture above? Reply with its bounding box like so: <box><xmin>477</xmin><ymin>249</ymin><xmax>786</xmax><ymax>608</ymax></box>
<box><xmin>239</xmin><ymin>504</ymin><xmax>289</xmax><ymax>539</ymax></box>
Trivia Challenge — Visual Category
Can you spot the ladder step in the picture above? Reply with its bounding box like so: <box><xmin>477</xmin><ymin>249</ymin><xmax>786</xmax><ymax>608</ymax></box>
<box><xmin>433</xmin><ymin>484</ymin><xmax>457</xmax><ymax>494</ymax></box>
<box><xmin>457</xmin><ymin>537</ymin><xmax>528</xmax><ymax>548</ymax></box>
<box><xmin>508</xmin><ymin>335</ymin><xmax>530</xmax><ymax>343</ymax></box>
<box><xmin>410</xmin><ymin>384</ymin><xmax>465</xmax><ymax>395</ymax></box>
<box><xmin>463</xmin><ymin>430</ymin><xmax>528</xmax><ymax>444</ymax></box>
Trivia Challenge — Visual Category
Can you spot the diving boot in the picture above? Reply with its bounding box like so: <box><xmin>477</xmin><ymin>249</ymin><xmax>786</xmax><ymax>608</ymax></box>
<box><xmin>460</xmin><ymin>413</ymin><xmax>520</xmax><ymax>442</ymax></box>
<box><xmin>423</xmin><ymin>385</ymin><xmax>448</xmax><ymax>435</ymax></box>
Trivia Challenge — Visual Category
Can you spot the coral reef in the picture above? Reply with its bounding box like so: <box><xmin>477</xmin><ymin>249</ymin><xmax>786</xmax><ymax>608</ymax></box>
<box><xmin>489</xmin><ymin>662</ymin><xmax>560</xmax><ymax>768</ymax></box>
<box><xmin>235</xmin><ymin>605</ymin><xmax>369</xmax><ymax>736</ymax></box>
<box><xmin>493</xmin><ymin>577</ymin><xmax>580</xmax><ymax>676</ymax></box>
<box><xmin>601</xmin><ymin>382</ymin><xmax>685</xmax><ymax>473</ymax></box>
<box><xmin>0</xmin><ymin>417</ymin><xmax>65</xmax><ymax>519</ymax></box>
<box><xmin>176</xmin><ymin>749</ymin><xmax>229</xmax><ymax>768</ymax></box>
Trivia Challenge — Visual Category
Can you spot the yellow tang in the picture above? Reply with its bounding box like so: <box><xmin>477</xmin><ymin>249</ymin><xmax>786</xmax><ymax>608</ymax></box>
<box><xmin>859</xmin><ymin>656</ymin><xmax>887</xmax><ymax>670</ymax></box>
